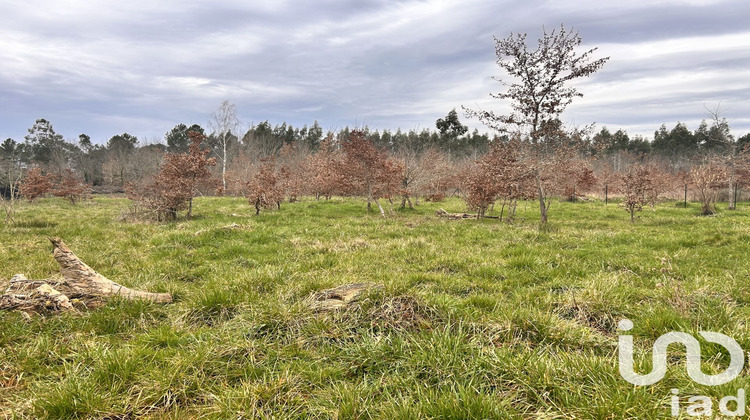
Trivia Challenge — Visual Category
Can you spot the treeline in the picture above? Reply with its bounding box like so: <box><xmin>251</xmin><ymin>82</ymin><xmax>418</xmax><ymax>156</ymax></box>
<box><xmin>2</xmin><ymin>113</ymin><xmax>750</xmax><ymax>224</ymax></box>
<box><xmin>3</xmin><ymin>114</ymin><xmax>748</xmax><ymax>193</ymax></box>
<box><xmin>590</xmin><ymin>121</ymin><xmax>750</xmax><ymax>158</ymax></box>
<box><xmin>0</xmin><ymin>116</ymin><xmax>493</xmax><ymax>193</ymax></box>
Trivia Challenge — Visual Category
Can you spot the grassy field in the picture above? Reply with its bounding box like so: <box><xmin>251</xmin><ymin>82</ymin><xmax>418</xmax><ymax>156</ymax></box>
<box><xmin>1</xmin><ymin>195</ymin><xmax>750</xmax><ymax>419</ymax></box>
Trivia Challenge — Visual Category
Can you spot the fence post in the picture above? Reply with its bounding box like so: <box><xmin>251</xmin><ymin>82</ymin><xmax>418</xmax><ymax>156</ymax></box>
<box><xmin>605</xmin><ymin>185</ymin><xmax>608</xmax><ymax>205</ymax></box>
<box><xmin>684</xmin><ymin>184</ymin><xmax>688</xmax><ymax>208</ymax></box>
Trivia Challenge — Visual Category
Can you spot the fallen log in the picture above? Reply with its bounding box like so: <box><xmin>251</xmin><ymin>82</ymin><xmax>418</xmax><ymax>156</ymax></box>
<box><xmin>0</xmin><ymin>274</ymin><xmax>75</xmax><ymax>312</ymax></box>
<box><xmin>435</xmin><ymin>208</ymin><xmax>499</xmax><ymax>220</ymax></box>
<box><xmin>49</xmin><ymin>237</ymin><xmax>172</xmax><ymax>303</ymax></box>
<box><xmin>1</xmin><ymin>237</ymin><xmax>172</xmax><ymax>313</ymax></box>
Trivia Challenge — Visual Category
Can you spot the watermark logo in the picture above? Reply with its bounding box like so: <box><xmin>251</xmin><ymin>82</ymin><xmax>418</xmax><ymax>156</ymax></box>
<box><xmin>618</xmin><ymin>319</ymin><xmax>744</xmax><ymax>386</ymax></box>
<box><xmin>618</xmin><ymin>319</ymin><xmax>746</xmax><ymax>417</ymax></box>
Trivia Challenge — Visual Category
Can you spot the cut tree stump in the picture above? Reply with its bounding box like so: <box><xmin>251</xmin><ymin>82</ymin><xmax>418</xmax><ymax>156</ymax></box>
<box><xmin>49</xmin><ymin>237</ymin><xmax>172</xmax><ymax>303</ymax></box>
<box><xmin>0</xmin><ymin>274</ymin><xmax>75</xmax><ymax>312</ymax></box>
<box><xmin>308</xmin><ymin>283</ymin><xmax>383</xmax><ymax>311</ymax></box>
<box><xmin>0</xmin><ymin>237</ymin><xmax>172</xmax><ymax>313</ymax></box>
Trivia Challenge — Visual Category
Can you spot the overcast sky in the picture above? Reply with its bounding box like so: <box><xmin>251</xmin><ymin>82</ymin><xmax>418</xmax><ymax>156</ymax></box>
<box><xmin>1</xmin><ymin>0</ymin><xmax>748</xmax><ymax>145</ymax></box>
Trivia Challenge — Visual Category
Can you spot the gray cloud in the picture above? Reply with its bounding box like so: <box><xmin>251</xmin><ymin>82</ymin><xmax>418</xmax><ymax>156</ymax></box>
<box><xmin>1</xmin><ymin>0</ymin><xmax>748</xmax><ymax>144</ymax></box>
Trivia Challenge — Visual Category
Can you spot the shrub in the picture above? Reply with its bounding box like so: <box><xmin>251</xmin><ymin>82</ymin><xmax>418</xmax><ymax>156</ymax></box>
<box><xmin>620</xmin><ymin>164</ymin><xmax>653</xmax><ymax>222</ymax></box>
<box><xmin>245</xmin><ymin>157</ymin><xmax>284</xmax><ymax>215</ymax></box>
<box><xmin>691</xmin><ymin>161</ymin><xmax>727</xmax><ymax>215</ymax></box>
<box><xmin>51</xmin><ymin>169</ymin><xmax>91</xmax><ymax>204</ymax></box>
<box><xmin>18</xmin><ymin>167</ymin><xmax>53</xmax><ymax>202</ymax></box>
<box><xmin>127</xmin><ymin>132</ymin><xmax>216</xmax><ymax>221</ymax></box>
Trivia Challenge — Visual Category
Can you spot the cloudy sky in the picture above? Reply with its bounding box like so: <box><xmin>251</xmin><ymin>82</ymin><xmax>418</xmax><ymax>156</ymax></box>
<box><xmin>1</xmin><ymin>0</ymin><xmax>748</xmax><ymax>144</ymax></box>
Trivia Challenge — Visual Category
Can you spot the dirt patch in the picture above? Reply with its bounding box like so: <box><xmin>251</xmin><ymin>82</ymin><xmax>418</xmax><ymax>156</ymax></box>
<box><xmin>308</xmin><ymin>283</ymin><xmax>383</xmax><ymax>311</ymax></box>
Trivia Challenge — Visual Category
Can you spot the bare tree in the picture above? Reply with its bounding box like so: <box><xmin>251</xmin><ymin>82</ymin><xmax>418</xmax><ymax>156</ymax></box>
<box><xmin>465</xmin><ymin>24</ymin><xmax>609</xmax><ymax>143</ymax></box>
<box><xmin>1</xmin><ymin>139</ymin><xmax>24</xmax><ymax>222</ymax></box>
<box><xmin>691</xmin><ymin>159</ymin><xmax>727</xmax><ymax>216</ymax></box>
<box><xmin>620</xmin><ymin>164</ymin><xmax>654</xmax><ymax>223</ymax></box>
<box><xmin>209</xmin><ymin>100</ymin><xmax>240</xmax><ymax>192</ymax></box>
<box><xmin>464</xmin><ymin>24</ymin><xmax>607</xmax><ymax>224</ymax></box>
<box><xmin>703</xmin><ymin>104</ymin><xmax>739</xmax><ymax>209</ymax></box>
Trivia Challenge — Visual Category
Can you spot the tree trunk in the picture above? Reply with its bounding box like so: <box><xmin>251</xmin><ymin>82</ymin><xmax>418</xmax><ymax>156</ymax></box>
<box><xmin>50</xmin><ymin>238</ymin><xmax>172</xmax><ymax>302</ymax></box>
<box><xmin>536</xmin><ymin>175</ymin><xmax>548</xmax><ymax>224</ymax></box>
<box><xmin>222</xmin><ymin>138</ymin><xmax>228</xmax><ymax>192</ymax></box>
<box><xmin>728</xmin><ymin>155</ymin><xmax>736</xmax><ymax>210</ymax></box>
<box><xmin>1</xmin><ymin>238</ymin><xmax>172</xmax><ymax>312</ymax></box>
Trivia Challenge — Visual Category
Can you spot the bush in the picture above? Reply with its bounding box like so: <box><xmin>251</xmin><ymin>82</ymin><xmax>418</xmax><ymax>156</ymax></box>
<box><xmin>127</xmin><ymin>132</ymin><xmax>216</xmax><ymax>221</ymax></box>
<box><xmin>52</xmin><ymin>169</ymin><xmax>92</xmax><ymax>204</ymax></box>
<box><xmin>18</xmin><ymin>167</ymin><xmax>53</xmax><ymax>202</ymax></box>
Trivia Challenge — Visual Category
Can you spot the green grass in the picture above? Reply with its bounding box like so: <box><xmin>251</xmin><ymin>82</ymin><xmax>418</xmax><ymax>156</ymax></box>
<box><xmin>1</xmin><ymin>196</ymin><xmax>749</xmax><ymax>418</ymax></box>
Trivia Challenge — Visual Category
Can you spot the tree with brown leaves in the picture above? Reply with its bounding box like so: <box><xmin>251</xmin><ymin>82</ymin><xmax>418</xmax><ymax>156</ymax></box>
<box><xmin>560</xmin><ymin>160</ymin><xmax>596</xmax><ymax>202</ymax></box>
<box><xmin>396</xmin><ymin>147</ymin><xmax>457</xmax><ymax>206</ymax></box>
<box><xmin>52</xmin><ymin>168</ymin><xmax>92</xmax><ymax>204</ymax></box>
<box><xmin>339</xmin><ymin>130</ymin><xmax>401</xmax><ymax>216</ymax></box>
<box><xmin>127</xmin><ymin>131</ymin><xmax>216</xmax><ymax>221</ymax></box>
<box><xmin>464</xmin><ymin>141</ymin><xmax>526</xmax><ymax>220</ymax></box>
<box><xmin>18</xmin><ymin>167</ymin><xmax>53</xmax><ymax>202</ymax></box>
<box><xmin>642</xmin><ymin>163</ymin><xmax>677</xmax><ymax>208</ymax></box>
<box><xmin>245</xmin><ymin>157</ymin><xmax>284</xmax><ymax>215</ymax></box>
<box><xmin>736</xmin><ymin>145</ymin><xmax>750</xmax><ymax>203</ymax></box>
<box><xmin>620</xmin><ymin>164</ymin><xmax>654</xmax><ymax>222</ymax></box>
<box><xmin>305</xmin><ymin>136</ymin><xmax>343</xmax><ymax>201</ymax></box>
<box><xmin>277</xmin><ymin>142</ymin><xmax>307</xmax><ymax>203</ymax></box>
<box><xmin>524</xmin><ymin>143</ymin><xmax>586</xmax><ymax>223</ymax></box>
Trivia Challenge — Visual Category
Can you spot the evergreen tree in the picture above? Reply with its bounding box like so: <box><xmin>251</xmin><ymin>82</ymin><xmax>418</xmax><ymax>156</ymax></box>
<box><xmin>670</xmin><ymin>122</ymin><xmax>697</xmax><ymax>154</ymax></box>
<box><xmin>166</xmin><ymin>123</ymin><xmax>204</xmax><ymax>153</ymax></box>
<box><xmin>651</xmin><ymin>124</ymin><xmax>671</xmax><ymax>155</ymax></box>
<box><xmin>24</xmin><ymin>118</ymin><xmax>66</xmax><ymax>165</ymax></box>
<box><xmin>107</xmin><ymin>133</ymin><xmax>138</xmax><ymax>154</ymax></box>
